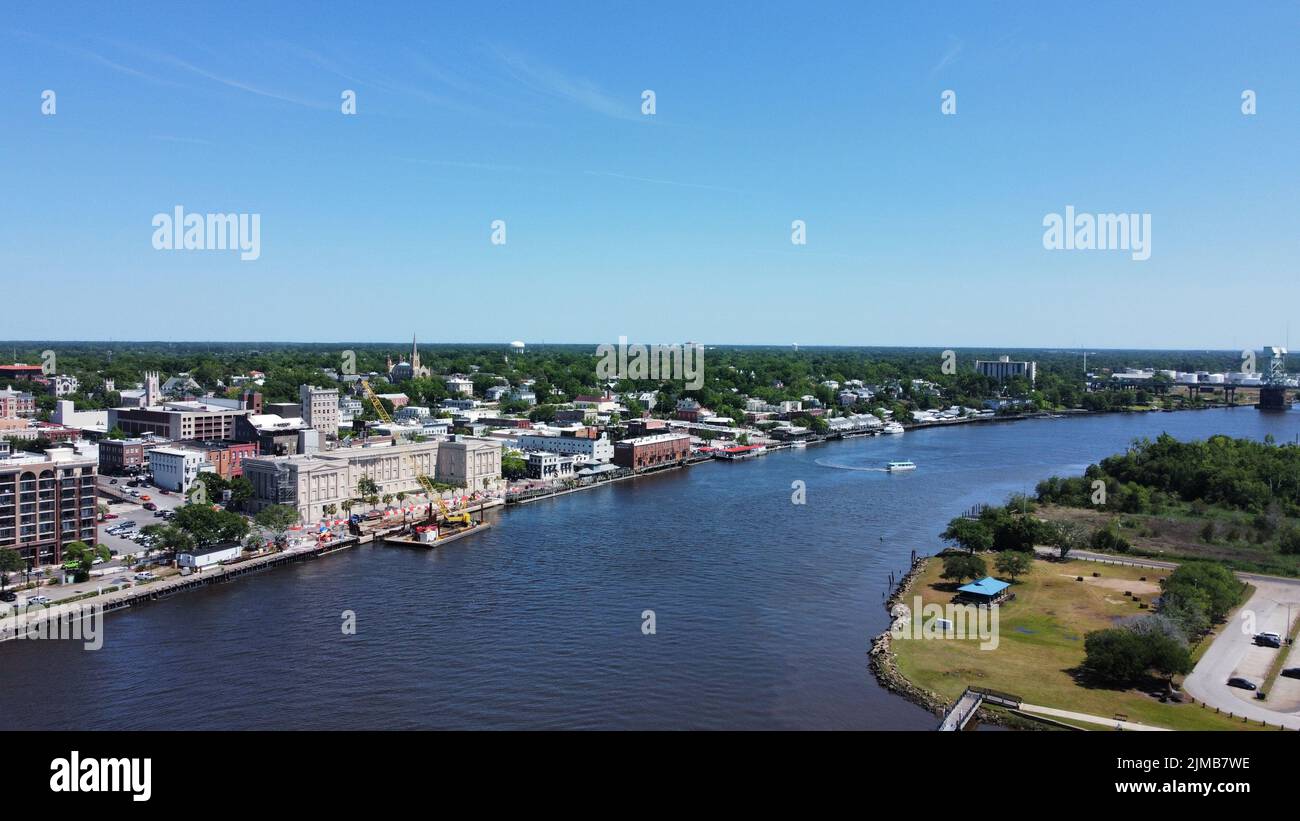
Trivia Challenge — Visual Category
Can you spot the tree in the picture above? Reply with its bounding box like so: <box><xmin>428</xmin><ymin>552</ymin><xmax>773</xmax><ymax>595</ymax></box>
<box><xmin>1048</xmin><ymin>521</ymin><xmax>1086</xmax><ymax>560</ymax></box>
<box><xmin>1082</xmin><ymin>628</ymin><xmax>1151</xmax><ymax>684</ymax></box>
<box><xmin>356</xmin><ymin>476</ymin><xmax>379</xmax><ymax>509</ymax></box>
<box><xmin>940</xmin><ymin>517</ymin><xmax>993</xmax><ymax>553</ymax></box>
<box><xmin>253</xmin><ymin>505</ymin><xmax>301</xmax><ymax>549</ymax></box>
<box><xmin>1161</xmin><ymin>590</ymin><xmax>1212</xmax><ymax>640</ymax></box>
<box><xmin>994</xmin><ymin>551</ymin><xmax>1033</xmax><ymax>582</ymax></box>
<box><xmin>940</xmin><ymin>553</ymin><xmax>987</xmax><ymax>585</ymax></box>
<box><xmin>502</xmin><ymin>452</ymin><xmax>527</xmax><ymax>480</ymax></box>
<box><xmin>227</xmin><ymin>477</ymin><xmax>254</xmax><ymax>508</ymax></box>
<box><xmin>140</xmin><ymin>523</ymin><xmax>194</xmax><ymax>564</ymax></box>
<box><xmin>172</xmin><ymin>504</ymin><xmax>249</xmax><ymax>549</ymax></box>
<box><xmin>0</xmin><ymin>547</ymin><xmax>25</xmax><ymax>590</ymax></box>
<box><xmin>1162</xmin><ymin>562</ymin><xmax>1242</xmax><ymax>623</ymax></box>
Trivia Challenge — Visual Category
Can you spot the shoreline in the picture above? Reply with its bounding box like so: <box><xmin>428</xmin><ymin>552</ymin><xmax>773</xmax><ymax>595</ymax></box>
<box><xmin>1</xmin><ymin>401</ymin><xmax>1280</xmax><ymax>646</ymax></box>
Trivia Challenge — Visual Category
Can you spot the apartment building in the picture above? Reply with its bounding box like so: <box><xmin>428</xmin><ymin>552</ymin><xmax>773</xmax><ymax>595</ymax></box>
<box><xmin>975</xmin><ymin>356</ymin><xmax>1038</xmax><ymax>385</ymax></box>
<box><xmin>0</xmin><ymin>386</ymin><xmax>36</xmax><ymax>418</ymax></box>
<box><xmin>0</xmin><ymin>448</ymin><xmax>98</xmax><ymax>566</ymax></box>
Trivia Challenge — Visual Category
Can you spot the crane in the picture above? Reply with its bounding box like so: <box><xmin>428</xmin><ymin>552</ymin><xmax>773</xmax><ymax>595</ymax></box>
<box><xmin>359</xmin><ymin>378</ymin><xmax>439</xmax><ymax>500</ymax></box>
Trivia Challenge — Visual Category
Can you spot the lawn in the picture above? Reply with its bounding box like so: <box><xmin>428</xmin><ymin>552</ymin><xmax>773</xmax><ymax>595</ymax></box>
<box><xmin>892</xmin><ymin>556</ymin><xmax>1266</xmax><ymax>731</ymax></box>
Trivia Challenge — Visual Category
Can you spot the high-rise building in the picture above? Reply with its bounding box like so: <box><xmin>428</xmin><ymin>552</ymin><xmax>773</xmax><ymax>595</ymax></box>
<box><xmin>975</xmin><ymin>356</ymin><xmax>1037</xmax><ymax>385</ymax></box>
<box><xmin>299</xmin><ymin>384</ymin><xmax>340</xmax><ymax>440</ymax></box>
<box><xmin>0</xmin><ymin>447</ymin><xmax>98</xmax><ymax>566</ymax></box>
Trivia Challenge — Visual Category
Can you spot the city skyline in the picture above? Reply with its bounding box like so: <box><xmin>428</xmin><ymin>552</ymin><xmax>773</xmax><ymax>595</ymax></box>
<box><xmin>3</xmin><ymin>1</ymin><xmax>1297</xmax><ymax>347</ymax></box>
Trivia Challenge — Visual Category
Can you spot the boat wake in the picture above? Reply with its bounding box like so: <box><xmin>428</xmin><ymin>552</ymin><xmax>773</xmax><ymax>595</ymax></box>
<box><xmin>815</xmin><ymin>459</ymin><xmax>888</xmax><ymax>472</ymax></box>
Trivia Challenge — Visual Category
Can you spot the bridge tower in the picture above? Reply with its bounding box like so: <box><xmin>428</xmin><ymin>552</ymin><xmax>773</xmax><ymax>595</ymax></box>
<box><xmin>1258</xmin><ymin>347</ymin><xmax>1291</xmax><ymax>411</ymax></box>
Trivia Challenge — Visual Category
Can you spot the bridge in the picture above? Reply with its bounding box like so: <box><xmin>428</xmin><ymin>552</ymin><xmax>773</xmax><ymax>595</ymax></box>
<box><xmin>937</xmin><ymin>686</ymin><xmax>1023</xmax><ymax>731</ymax></box>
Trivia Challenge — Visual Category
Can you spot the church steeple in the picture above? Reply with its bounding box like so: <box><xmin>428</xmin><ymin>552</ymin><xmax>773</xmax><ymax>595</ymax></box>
<box><xmin>411</xmin><ymin>333</ymin><xmax>420</xmax><ymax>372</ymax></box>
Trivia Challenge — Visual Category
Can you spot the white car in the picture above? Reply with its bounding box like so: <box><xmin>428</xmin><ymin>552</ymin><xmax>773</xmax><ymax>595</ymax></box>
<box><xmin>26</xmin><ymin>595</ymin><xmax>52</xmax><ymax>606</ymax></box>
<box><xmin>133</xmin><ymin>572</ymin><xmax>155</xmax><ymax>581</ymax></box>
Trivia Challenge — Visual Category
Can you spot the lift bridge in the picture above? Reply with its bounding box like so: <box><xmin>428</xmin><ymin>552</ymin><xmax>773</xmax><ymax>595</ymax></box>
<box><xmin>1258</xmin><ymin>346</ymin><xmax>1293</xmax><ymax>411</ymax></box>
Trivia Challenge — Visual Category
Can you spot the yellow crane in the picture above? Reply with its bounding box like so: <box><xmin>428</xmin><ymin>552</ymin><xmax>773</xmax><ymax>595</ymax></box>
<box><xmin>360</xmin><ymin>378</ymin><xmax>439</xmax><ymax>499</ymax></box>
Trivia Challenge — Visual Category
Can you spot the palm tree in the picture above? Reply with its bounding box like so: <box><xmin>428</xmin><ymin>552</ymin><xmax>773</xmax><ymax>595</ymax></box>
<box><xmin>382</xmin><ymin>493</ymin><xmax>393</xmax><ymax>508</ymax></box>
<box><xmin>341</xmin><ymin>499</ymin><xmax>353</xmax><ymax>517</ymax></box>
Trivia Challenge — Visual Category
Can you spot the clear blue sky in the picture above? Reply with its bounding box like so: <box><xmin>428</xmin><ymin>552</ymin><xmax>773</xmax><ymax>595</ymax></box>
<box><xmin>2</xmin><ymin>2</ymin><xmax>1296</xmax><ymax>348</ymax></box>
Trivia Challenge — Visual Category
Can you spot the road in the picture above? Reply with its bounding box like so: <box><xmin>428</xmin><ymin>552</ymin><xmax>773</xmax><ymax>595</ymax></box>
<box><xmin>1036</xmin><ymin>546</ymin><xmax>1300</xmax><ymax>729</ymax></box>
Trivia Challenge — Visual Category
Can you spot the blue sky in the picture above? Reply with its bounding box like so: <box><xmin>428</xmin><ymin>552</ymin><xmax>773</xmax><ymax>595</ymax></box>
<box><xmin>2</xmin><ymin>2</ymin><xmax>1297</xmax><ymax>348</ymax></box>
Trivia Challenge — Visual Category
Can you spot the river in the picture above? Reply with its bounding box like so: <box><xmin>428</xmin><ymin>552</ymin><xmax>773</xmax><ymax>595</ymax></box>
<box><xmin>2</xmin><ymin>407</ymin><xmax>1297</xmax><ymax>729</ymax></box>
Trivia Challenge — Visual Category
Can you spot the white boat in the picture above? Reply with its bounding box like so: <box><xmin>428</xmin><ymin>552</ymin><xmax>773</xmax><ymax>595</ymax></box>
<box><xmin>790</xmin><ymin>441</ymin><xmax>807</xmax><ymax>448</ymax></box>
<box><xmin>886</xmin><ymin>460</ymin><xmax>916</xmax><ymax>472</ymax></box>
<box><xmin>882</xmin><ymin>422</ymin><xmax>905</xmax><ymax>435</ymax></box>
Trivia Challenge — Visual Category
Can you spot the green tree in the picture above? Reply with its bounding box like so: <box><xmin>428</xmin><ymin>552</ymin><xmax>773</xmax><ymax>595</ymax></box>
<box><xmin>1082</xmin><ymin>628</ymin><xmax>1151</xmax><ymax>684</ymax></box>
<box><xmin>1162</xmin><ymin>562</ymin><xmax>1242</xmax><ymax>623</ymax></box>
<box><xmin>253</xmin><ymin>505</ymin><xmax>301</xmax><ymax>549</ymax></box>
<box><xmin>993</xmin><ymin>551</ymin><xmax>1034</xmax><ymax>582</ymax></box>
<box><xmin>940</xmin><ymin>553</ymin><xmax>987</xmax><ymax>585</ymax></box>
<box><xmin>0</xmin><ymin>547</ymin><xmax>23</xmax><ymax>591</ymax></box>
<box><xmin>940</xmin><ymin>517</ymin><xmax>993</xmax><ymax>553</ymax></box>
<box><xmin>172</xmin><ymin>504</ymin><xmax>249</xmax><ymax>548</ymax></box>
<box><xmin>1048</xmin><ymin>520</ymin><xmax>1086</xmax><ymax>560</ymax></box>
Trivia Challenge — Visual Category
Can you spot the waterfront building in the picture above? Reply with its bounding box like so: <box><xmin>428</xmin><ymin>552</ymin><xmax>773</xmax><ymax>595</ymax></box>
<box><xmin>177</xmin><ymin>543</ymin><xmax>242</xmax><ymax>569</ymax></box>
<box><xmin>243</xmin><ymin>440</ymin><xmax>440</xmax><ymax>523</ymax></box>
<box><xmin>435</xmin><ymin>438</ymin><xmax>502</xmax><ymax>491</ymax></box>
<box><xmin>516</xmin><ymin>432</ymin><xmax>614</xmax><ymax>463</ymax></box>
<box><xmin>525</xmin><ymin>451</ymin><xmax>576</xmax><ymax>480</ymax></box>
<box><xmin>613</xmin><ymin>433</ymin><xmax>691</xmax><ymax>470</ymax></box>
<box><xmin>0</xmin><ymin>447</ymin><xmax>99</xmax><ymax>566</ymax></box>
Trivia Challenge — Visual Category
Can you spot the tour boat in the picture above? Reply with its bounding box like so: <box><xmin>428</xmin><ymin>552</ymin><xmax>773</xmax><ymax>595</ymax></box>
<box><xmin>882</xmin><ymin>422</ymin><xmax>905</xmax><ymax>435</ymax></box>
<box><xmin>886</xmin><ymin>460</ymin><xmax>917</xmax><ymax>472</ymax></box>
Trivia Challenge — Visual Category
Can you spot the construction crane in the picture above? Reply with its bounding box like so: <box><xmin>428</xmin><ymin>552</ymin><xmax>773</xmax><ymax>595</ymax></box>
<box><xmin>360</xmin><ymin>378</ymin><xmax>439</xmax><ymax>499</ymax></box>
<box><xmin>437</xmin><ymin>497</ymin><xmax>472</xmax><ymax>526</ymax></box>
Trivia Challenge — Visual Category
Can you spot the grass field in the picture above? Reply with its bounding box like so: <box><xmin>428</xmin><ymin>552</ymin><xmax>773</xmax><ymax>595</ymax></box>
<box><xmin>892</xmin><ymin>556</ymin><xmax>1266</xmax><ymax>731</ymax></box>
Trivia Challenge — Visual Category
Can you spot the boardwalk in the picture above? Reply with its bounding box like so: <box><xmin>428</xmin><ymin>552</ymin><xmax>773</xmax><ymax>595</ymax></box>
<box><xmin>937</xmin><ymin>686</ymin><xmax>1023</xmax><ymax>731</ymax></box>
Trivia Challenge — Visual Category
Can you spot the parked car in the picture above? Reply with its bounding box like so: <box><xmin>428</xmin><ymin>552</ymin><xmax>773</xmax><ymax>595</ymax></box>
<box><xmin>159</xmin><ymin>489</ymin><xmax>170</xmax><ymax>495</ymax></box>
<box><xmin>26</xmin><ymin>595</ymin><xmax>52</xmax><ymax>606</ymax></box>
<box><xmin>103</xmin><ymin>513</ymin><xmax>119</xmax><ymax>520</ymax></box>
<box><xmin>1281</xmin><ymin>668</ymin><xmax>1300</xmax><ymax>680</ymax></box>
<box><xmin>128</xmin><ymin>490</ymin><xmax>139</xmax><ymax>497</ymax></box>
<box><xmin>154</xmin><ymin>509</ymin><xmax>167</xmax><ymax>517</ymax></box>
<box><xmin>91</xmin><ymin>557</ymin><xmax>105</xmax><ymax>565</ymax></box>
<box><xmin>0</xmin><ymin>591</ymin><xmax>17</xmax><ymax>603</ymax></box>
<box><xmin>1227</xmin><ymin>677</ymin><xmax>1258</xmax><ymax>690</ymax></box>
<box><xmin>1256</xmin><ymin>635</ymin><xmax>1282</xmax><ymax>648</ymax></box>
<box><xmin>109</xmin><ymin>478</ymin><xmax>118</xmax><ymax>485</ymax></box>
<box><xmin>142</xmin><ymin>502</ymin><xmax>157</xmax><ymax>511</ymax></box>
<box><xmin>1258</xmin><ymin>631</ymin><xmax>1283</xmax><ymax>643</ymax></box>
<box><xmin>134</xmin><ymin>572</ymin><xmax>155</xmax><ymax>581</ymax></box>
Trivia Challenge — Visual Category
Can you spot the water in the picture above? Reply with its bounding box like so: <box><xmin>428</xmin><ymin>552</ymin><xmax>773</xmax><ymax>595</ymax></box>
<box><xmin>2</xmin><ymin>407</ymin><xmax>1297</xmax><ymax>729</ymax></box>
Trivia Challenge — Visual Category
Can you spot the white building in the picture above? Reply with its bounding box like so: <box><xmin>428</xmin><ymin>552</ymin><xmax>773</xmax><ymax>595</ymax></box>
<box><xmin>178</xmin><ymin>543</ymin><xmax>242</xmax><ymax>569</ymax></box>
<box><xmin>338</xmin><ymin>397</ymin><xmax>363</xmax><ymax>425</ymax></box>
<box><xmin>445</xmin><ymin>376</ymin><xmax>474</xmax><ymax>397</ymax></box>
<box><xmin>516</xmin><ymin>433</ymin><xmax>614</xmax><ymax>463</ymax></box>
<box><xmin>395</xmin><ymin>405</ymin><xmax>431</xmax><ymax>422</ymax></box>
<box><xmin>149</xmin><ymin>447</ymin><xmax>213</xmax><ymax>493</ymax></box>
